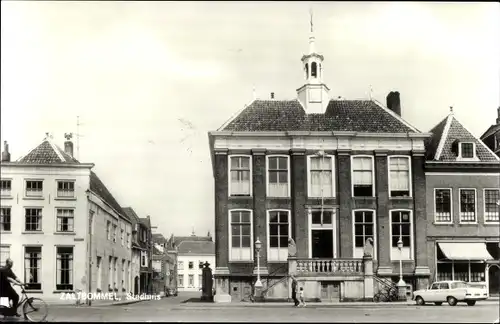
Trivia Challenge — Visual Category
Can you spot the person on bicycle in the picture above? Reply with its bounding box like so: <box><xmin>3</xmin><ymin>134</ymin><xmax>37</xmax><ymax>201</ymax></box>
<box><xmin>0</xmin><ymin>258</ymin><xmax>24</xmax><ymax>317</ymax></box>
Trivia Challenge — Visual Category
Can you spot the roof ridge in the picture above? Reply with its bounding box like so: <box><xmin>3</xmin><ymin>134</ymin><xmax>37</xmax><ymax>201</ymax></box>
<box><xmin>451</xmin><ymin>114</ymin><xmax>500</xmax><ymax>162</ymax></box>
<box><xmin>217</xmin><ymin>98</ymin><xmax>258</xmax><ymax>131</ymax></box>
<box><xmin>16</xmin><ymin>139</ymin><xmax>48</xmax><ymax>162</ymax></box>
<box><xmin>48</xmin><ymin>141</ymin><xmax>66</xmax><ymax>162</ymax></box>
<box><xmin>434</xmin><ymin>114</ymin><xmax>454</xmax><ymax>161</ymax></box>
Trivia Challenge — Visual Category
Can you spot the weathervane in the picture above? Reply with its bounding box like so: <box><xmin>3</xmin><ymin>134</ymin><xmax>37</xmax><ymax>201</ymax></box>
<box><xmin>309</xmin><ymin>7</ymin><xmax>314</xmax><ymax>33</ymax></box>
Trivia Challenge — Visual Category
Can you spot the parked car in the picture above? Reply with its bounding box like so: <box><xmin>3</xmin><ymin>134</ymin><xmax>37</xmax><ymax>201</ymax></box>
<box><xmin>412</xmin><ymin>280</ymin><xmax>488</xmax><ymax>306</ymax></box>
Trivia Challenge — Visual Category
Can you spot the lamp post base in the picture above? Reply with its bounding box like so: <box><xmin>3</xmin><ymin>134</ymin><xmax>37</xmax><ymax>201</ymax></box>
<box><xmin>397</xmin><ymin>279</ymin><xmax>407</xmax><ymax>301</ymax></box>
<box><xmin>254</xmin><ymin>280</ymin><xmax>264</xmax><ymax>302</ymax></box>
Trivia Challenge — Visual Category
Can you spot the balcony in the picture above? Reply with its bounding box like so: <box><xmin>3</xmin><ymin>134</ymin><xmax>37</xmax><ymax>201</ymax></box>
<box><xmin>291</xmin><ymin>258</ymin><xmax>364</xmax><ymax>276</ymax></box>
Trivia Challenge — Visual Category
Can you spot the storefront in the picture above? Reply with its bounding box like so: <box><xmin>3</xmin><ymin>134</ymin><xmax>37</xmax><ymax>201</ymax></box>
<box><xmin>435</xmin><ymin>242</ymin><xmax>499</xmax><ymax>295</ymax></box>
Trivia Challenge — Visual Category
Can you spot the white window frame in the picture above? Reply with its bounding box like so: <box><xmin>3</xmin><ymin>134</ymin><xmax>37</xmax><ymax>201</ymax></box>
<box><xmin>307</xmin><ymin>208</ymin><xmax>337</xmax><ymax>259</ymax></box>
<box><xmin>266</xmin><ymin>155</ymin><xmax>291</xmax><ymax>198</ymax></box>
<box><xmin>178</xmin><ymin>261</ymin><xmax>184</xmax><ymax>270</ymax></box>
<box><xmin>459</xmin><ymin>188</ymin><xmax>477</xmax><ymax>224</ymax></box>
<box><xmin>178</xmin><ymin>274</ymin><xmax>184</xmax><ymax>288</ymax></box>
<box><xmin>56</xmin><ymin>180</ymin><xmax>75</xmax><ymax>198</ymax></box>
<box><xmin>266</xmin><ymin>209</ymin><xmax>292</xmax><ymax>262</ymax></box>
<box><xmin>483</xmin><ymin>188</ymin><xmax>500</xmax><ymax>224</ymax></box>
<box><xmin>228</xmin><ymin>209</ymin><xmax>254</xmax><ymax>262</ymax></box>
<box><xmin>351</xmin><ymin>155</ymin><xmax>375</xmax><ymax>197</ymax></box>
<box><xmin>188</xmin><ymin>274</ymin><xmax>194</xmax><ymax>287</ymax></box>
<box><xmin>55</xmin><ymin>208</ymin><xmax>75</xmax><ymax>233</ymax></box>
<box><xmin>25</xmin><ymin>179</ymin><xmax>44</xmax><ymax>198</ymax></box>
<box><xmin>389</xmin><ymin>209</ymin><xmax>414</xmax><ymax>261</ymax></box>
<box><xmin>55</xmin><ymin>245</ymin><xmax>74</xmax><ymax>291</ymax></box>
<box><xmin>0</xmin><ymin>206</ymin><xmax>11</xmax><ymax>232</ymax></box>
<box><xmin>0</xmin><ymin>179</ymin><xmax>12</xmax><ymax>197</ymax></box>
<box><xmin>306</xmin><ymin>154</ymin><xmax>336</xmax><ymax>198</ymax></box>
<box><xmin>0</xmin><ymin>245</ymin><xmax>10</xmax><ymax>262</ymax></box>
<box><xmin>352</xmin><ymin>209</ymin><xmax>377</xmax><ymax>259</ymax></box>
<box><xmin>434</xmin><ymin>188</ymin><xmax>453</xmax><ymax>224</ymax></box>
<box><xmin>24</xmin><ymin>246</ymin><xmax>42</xmax><ymax>291</ymax></box>
<box><xmin>387</xmin><ymin>155</ymin><xmax>412</xmax><ymax>198</ymax></box>
<box><xmin>458</xmin><ymin>142</ymin><xmax>476</xmax><ymax>159</ymax></box>
<box><xmin>228</xmin><ymin>155</ymin><xmax>253</xmax><ymax>197</ymax></box>
<box><xmin>25</xmin><ymin>208</ymin><xmax>43</xmax><ymax>232</ymax></box>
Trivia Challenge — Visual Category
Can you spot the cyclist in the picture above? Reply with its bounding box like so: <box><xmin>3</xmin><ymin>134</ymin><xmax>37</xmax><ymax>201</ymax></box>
<box><xmin>0</xmin><ymin>258</ymin><xmax>24</xmax><ymax>317</ymax></box>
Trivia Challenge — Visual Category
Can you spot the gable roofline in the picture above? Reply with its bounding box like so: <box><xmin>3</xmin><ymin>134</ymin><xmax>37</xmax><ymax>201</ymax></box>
<box><xmin>480</xmin><ymin>124</ymin><xmax>500</xmax><ymax>140</ymax></box>
<box><xmin>16</xmin><ymin>138</ymin><xmax>67</xmax><ymax>163</ymax></box>
<box><xmin>217</xmin><ymin>98</ymin><xmax>258</xmax><ymax>131</ymax></box>
<box><xmin>434</xmin><ymin>114</ymin><xmax>454</xmax><ymax>161</ymax></box>
<box><xmin>452</xmin><ymin>114</ymin><xmax>500</xmax><ymax>162</ymax></box>
<box><xmin>371</xmin><ymin>99</ymin><xmax>421</xmax><ymax>133</ymax></box>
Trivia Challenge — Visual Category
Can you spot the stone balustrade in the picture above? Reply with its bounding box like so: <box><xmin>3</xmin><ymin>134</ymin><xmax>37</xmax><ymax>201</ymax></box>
<box><xmin>294</xmin><ymin>258</ymin><xmax>364</xmax><ymax>275</ymax></box>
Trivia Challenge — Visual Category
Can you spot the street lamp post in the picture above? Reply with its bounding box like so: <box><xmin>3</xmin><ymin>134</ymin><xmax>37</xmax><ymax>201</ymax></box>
<box><xmin>255</xmin><ymin>238</ymin><xmax>263</xmax><ymax>288</ymax></box>
<box><xmin>397</xmin><ymin>236</ymin><xmax>407</xmax><ymax>301</ymax></box>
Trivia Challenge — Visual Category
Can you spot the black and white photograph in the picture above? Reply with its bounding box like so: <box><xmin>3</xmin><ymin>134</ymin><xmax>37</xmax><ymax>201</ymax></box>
<box><xmin>0</xmin><ymin>1</ymin><xmax>499</xmax><ymax>322</ymax></box>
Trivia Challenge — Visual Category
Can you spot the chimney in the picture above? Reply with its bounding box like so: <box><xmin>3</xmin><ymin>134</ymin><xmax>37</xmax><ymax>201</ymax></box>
<box><xmin>496</xmin><ymin>106</ymin><xmax>500</xmax><ymax>125</ymax></box>
<box><xmin>1</xmin><ymin>141</ymin><xmax>10</xmax><ymax>162</ymax></box>
<box><xmin>64</xmin><ymin>133</ymin><xmax>74</xmax><ymax>157</ymax></box>
<box><xmin>386</xmin><ymin>91</ymin><xmax>401</xmax><ymax>116</ymax></box>
<box><xmin>270</xmin><ymin>92</ymin><xmax>275</xmax><ymax>99</ymax></box>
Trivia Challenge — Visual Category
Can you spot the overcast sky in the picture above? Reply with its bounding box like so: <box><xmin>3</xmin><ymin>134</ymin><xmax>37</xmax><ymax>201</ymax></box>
<box><xmin>1</xmin><ymin>1</ymin><xmax>499</xmax><ymax>238</ymax></box>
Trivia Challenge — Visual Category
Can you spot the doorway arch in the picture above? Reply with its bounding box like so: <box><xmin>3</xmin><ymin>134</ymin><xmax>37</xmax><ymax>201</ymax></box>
<box><xmin>487</xmin><ymin>264</ymin><xmax>500</xmax><ymax>296</ymax></box>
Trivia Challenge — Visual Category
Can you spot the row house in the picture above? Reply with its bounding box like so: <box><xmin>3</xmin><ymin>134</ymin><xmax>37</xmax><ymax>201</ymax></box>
<box><xmin>480</xmin><ymin>107</ymin><xmax>500</xmax><ymax>158</ymax></box>
<box><xmin>168</xmin><ymin>233</ymin><xmax>215</xmax><ymax>292</ymax></box>
<box><xmin>151</xmin><ymin>233</ymin><xmax>177</xmax><ymax>296</ymax></box>
<box><xmin>208</xmin><ymin>28</ymin><xmax>431</xmax><ymax>302</ymax></box>
<box><xmin>122</xmin><ymin>207</ymin><xmax>154</xmax><ymax>294</ymax></box>
<box><xmin>0</xmin><ymin>135</ymin><xmax>133</xmax><ymax>303</ymax></box>
<box><xmin>425</xmin><ymin>109</ymin><xmax>500</xmax><ymax>295</ymax></box>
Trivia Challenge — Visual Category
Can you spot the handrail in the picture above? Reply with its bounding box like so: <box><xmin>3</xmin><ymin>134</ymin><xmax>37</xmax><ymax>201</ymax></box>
<box><xmin>373</xmin><ymin>275</ymin><xmax>397</xmax><ymax>290</ymax></box>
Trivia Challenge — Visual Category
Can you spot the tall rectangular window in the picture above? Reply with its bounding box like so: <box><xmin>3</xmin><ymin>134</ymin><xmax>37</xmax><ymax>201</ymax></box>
<box><xmin>0</xmin><ymin>180</ymin><xmax>11</xmax><ymax>197</ymax></box>
<box><xmin>178</xmin><ymin>261</ymin><xmax>184</xmax><ymax>270</ymax></box>
<box><xmin>308</xmin><ymin>155</ymin><xmax>334</xmax><ymax>197</ymax></box>
<box><xmin>121</xmin><ymin>229</ymin><xmax>125</xmax><ymax>246</ymax></box>
<box><xmin>56</xmin><ymin>181</ymin><xmax>75</xmax><ymax>198</ymax></box>
<box><xmin>229</xmin><ymin>156</ymin><xmax>251</xmax><ymax>196</ymax></box>
<box><xmin>96</xmin><ymin>256</ymin><xmax>102</xmax><ymax>290</ymax></box>
<box><xmin>0</xmin><ymin>245</ymin><xmax>10</xmax><ymax>263</ymax></box>
<box><xmin>229</xmin><ymin>210</ymin><xmax>252</xmax><ymax>261</ymax></box>
<box><xmin>352</xmin><ymin>156</ymin><xmax>374</xmax><ymax>197</ymax></box>
<box><xmin>106</xmin><ymin>221</ymin><xmax>111</xmax><ymax>240</ymax></box>
<box><xmin>388</xmin><ymin>157</ymin><xmax>411</xmax><ymax>197</ymax></box>
<box><xmin>56</xmin><ymin>208</ymin><xmax>74</xmax><ymax>232</ymax></box>
<box><xmin>268</xmin><ymin>210</ymin><xmax>289</xmax><ymax>262</ymax></box>
<box><xmin>0</xmin><ymin>207</ymin><xmax>11</xmax><ymax>231</ymax></box>
<box><xmin>188</xmin><ymin>274</ymin><xmax>194</xmax><ymax>287</ymax></box>
<box><xmin>121</xmin><ymin>259</ymin><xmax>126</xmax><ymax>290</ymax></box>
<box><xmin>25</xmin><ymin>208</ymin><xmax>42</xmax><ymax>231</ymax></box>
<box><xmin>435</xmin><ymin>189</ymin><xmax>452</xmax><ymax>223</ymax></box>
<box><xmin>56</xmin><ymin>247</ymin><xmax>73</xmax><ymax>290</ymax></box>
<box><xmin>267</xmin><ymin>156</ymin><xmax>289</xmax><ymax>197</ymax></box>
<box><xmin>24</xmin><ymin>246</ymin><xmax>42</xmax><ymax>290</ymax></box>
<box><xmin>25</xmin><ymin>180</ymin><xmax>43</xmax><ymax>197</ymax></box>
<box><xmin>141</xmin><ymin>251</ymin><xmax>147</xmax><ymax>267</ymax></box>
<box><xmin>459</xmin><ymin>189</ymin><xmax>476</xmax><ymax>223</ymax></box>
<box><xmin>188</xmin><ymin>261</ymin><xmax>194</xmax><ymax>269</ymax></box>
<box><xmin>484</xmin><ymin>189</ymin><xmax>499</xmax><ymax>222</ymax></box>
<box><xmin>178</xmin><ymin>274</ymin><xmax>184</xmax><ymax>287</ymax></box>
<box><xmin>198</xmin><ymin>274</ymin><xmax>203</xmax><ymax>288</ymax></box>
<box><xmin>353</xmin><ymin>210</ymin><xmax>375</xmax><ymax>258</ymax></box>
<box><xmin>390</xmin><ymin>211</ymin><xmax>412</xmax><ymax>260</ymax></box>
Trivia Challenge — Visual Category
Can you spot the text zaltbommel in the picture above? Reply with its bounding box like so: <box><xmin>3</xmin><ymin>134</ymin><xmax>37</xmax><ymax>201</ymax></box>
<box><xmin>60</xmin><ymin>292</ymin><xmax>161</xmax><ymax>301</ymax></box>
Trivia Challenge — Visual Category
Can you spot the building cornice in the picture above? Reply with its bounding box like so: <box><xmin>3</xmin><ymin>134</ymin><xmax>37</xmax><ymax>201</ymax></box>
<box><xmin>0</xmin><ymin>162</ymin><xmax>95</xmax><ymax>168</ymax></box>
<box><xmin>209</xmin><ymin>131</ymin><xmax>431</xmax><ymax>139</ymax></box>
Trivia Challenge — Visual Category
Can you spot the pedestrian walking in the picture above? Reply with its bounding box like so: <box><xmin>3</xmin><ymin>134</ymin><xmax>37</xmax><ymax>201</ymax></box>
<box><xmin>290</xmin><ymin>276</ymin><xmax>299</xmax><ymax>307</ymax></box>
<box><xmin>299</xmin><ymin>286</ymin><xmax>306</xmax><ymax>307</ymax></box>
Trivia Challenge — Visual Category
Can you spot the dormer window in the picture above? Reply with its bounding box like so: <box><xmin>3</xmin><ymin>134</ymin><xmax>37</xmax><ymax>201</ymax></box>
<box><xmin>459</xmin><ymin>142</ymin><xmax>475</xmax><ymax>159</ymax></box>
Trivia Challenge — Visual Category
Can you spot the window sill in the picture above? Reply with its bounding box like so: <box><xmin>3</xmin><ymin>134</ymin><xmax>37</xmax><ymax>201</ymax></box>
<box><xmin>23</xmin><ymin>197</ymin><xmax>44</xmax><ymax>200</ymax></box>
<box><xmin>308</xmin><ymin>196</ymin><xmax>335</xmax><ymax>199</ymax></box>
<box><xmin>389</xmin><ymin>196</ymin><xmax>413</xmax><ymax>200</ymax></box>
<box><xmin>53</xmin><ymin>290</ymin><xmax>74</xmax><ymax>294</ymax></box>
<box><xmin>229</xmin><ymin>195</ymin><xmax>252</xmax><ymax>199</ymax></box>
<box><xmin>0</xmin><ymin>231</ymin><xmax>12</xmax><ymax>234</ymax></box>
<box><xmin>267</xmin><ymin>260</ymin><xmax>287</xmax><ymax>263</ymax></box>
<box><xmin>0</xmin><ymin>196</ymin><xmax>13</xmax><ymax>200</ymax></box>
<box><xmin>54</xmin><ymin>197</ymin><xmax>77</xmax><ymax>201</ymax></box>
<box><xmin>22</xmin><ymin>231</ymin><xmax>44</xmax><ymax>234</ymax></box>
<box><xmin>458</xmin><ymin>222</ymin><xmax>478</xmax><ymax>226</ymax></box>
<box><xmin>25</xmin><ymin>290</ymin><xmax>43</xmax><ymax>294</ymax></box>
<box><xmin>266</xmin><ymin>196</ymin><xmax>291</xmax><ymax>199</ymax></box>
<box><xmin>484</xmin><ymin>222</ymin><xmax>500</xmax><ymax>226</ymax></box>
<box><xmin>229</xmin><ymin>260</ymin><xmax>253</xmax><ymax>263</ymax></box>
<box><xmin>433</xmin><ymin>222</ymin><xmax>453</xmax><ymax>225</ymax></box>
<box><xmin>54</xmin><ymin>232</ymin><xmax>76</xmax><ymax>235</ymax></box>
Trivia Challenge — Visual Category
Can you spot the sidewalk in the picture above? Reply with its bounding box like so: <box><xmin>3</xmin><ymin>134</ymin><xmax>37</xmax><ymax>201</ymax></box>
<box><xmin>45</xmin><ymin>298</ymin><xmax>145</xmax><ymax>307</ymax></box>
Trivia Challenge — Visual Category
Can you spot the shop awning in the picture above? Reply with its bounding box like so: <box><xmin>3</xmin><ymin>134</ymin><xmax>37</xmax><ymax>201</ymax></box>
<box><xmin>438</xmin><ymin>242</ymin><xmax>493</xmax><ymax>261</ymax></box>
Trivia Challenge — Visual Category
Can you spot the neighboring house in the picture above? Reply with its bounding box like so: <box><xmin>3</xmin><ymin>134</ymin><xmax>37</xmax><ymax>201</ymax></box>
<box><xmin>122</xmin><ymin>207</ymin><xmax>153</xmax><ymax>295</ymax></box>
<box><xmin>480</xmin><ymin>107</ymin><xmax>500</xmax><ymax>157</ymax></box>
<box><xmin>208</xmin><ymin>26</ymin><xmax>432</xmax><ymax>302</ymax></box>
<box><xmin>151</xmin><ymin>233</ymin><xmax>177</xmax><ymax>296</ymax></box>
<box><xmin>168</xmin><ymin>232</ymin><xmax>215</xmax><ymax>292</ymax></box>
<box><xmin>424</xmin><ymin>108</ymin><xmax>500</xmax><ymax>296</ymax></box>
<box><xmin>0</xmin><ymin>135</ymin><xmax>133</xmax><ymax>303</ymax></box>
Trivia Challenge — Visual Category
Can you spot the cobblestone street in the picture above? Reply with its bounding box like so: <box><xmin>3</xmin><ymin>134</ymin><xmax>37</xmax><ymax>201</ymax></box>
<box><xmin>33</xmin><ymin>295</ymin><xmax>500</xmax><ymax>323</ymax></box>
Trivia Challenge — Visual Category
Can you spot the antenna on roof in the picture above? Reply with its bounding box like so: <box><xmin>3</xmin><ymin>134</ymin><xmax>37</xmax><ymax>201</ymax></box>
<box><xmin>252</xmin><ymin>84</ymin><xmax>256</xmax><ymax>100</ymax></box>
<box><xmin>309</xmin><ymin>7</ymin><xmax>314</xmax><ymax>33</ymax></box>
<box><xmin>369</xmin><ymin>85</ymin><xmax>373</xmax><ymax>100</ymax></box>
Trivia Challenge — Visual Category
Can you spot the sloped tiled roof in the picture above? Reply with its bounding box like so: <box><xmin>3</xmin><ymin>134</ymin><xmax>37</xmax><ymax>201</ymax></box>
<box><xmin>480</xmin><ymin>124</ymin><xmax>500</xmax><ymax>141</ymax></box>
<box><xmin>221</xmin><ymin>99</ymin><xmax>418</xmax><ymax>133</ymax></box>
<box><xmin>177</xmin><ymin>240</ymin><xmax>215</xmax><ymax>255</ymax></box>
<box><xmin>173</xmin><ymin>235</ymin><xmax>212</xmax><ymax>247</ymax></box>
<box><xmin>152</xmin><ymin>233</ymin><xmax>167</xmax><ymax>244</ymax></box>
<box><xmin>90</xmin><ymin>171</ymin><xmax>129</xmax><ymax>220</ymax></box>
<box><xmin>426</xmin><ymin>113</ymin><xmax>499</xmax><ymax>162</ymax></box>
<box><xmin>140</xmin><ymin>217</ymin><xmax>151</xmax><ymax>229</ymax></box>
<box><xmin>122</xmin><ymin>207</ymin><xmax>140</xmax><ymax>223</ymax></box>
<box><xmin>17</xmin><ymin>140</ymin><xmax>79</xmax><ymax>164</ymax></box>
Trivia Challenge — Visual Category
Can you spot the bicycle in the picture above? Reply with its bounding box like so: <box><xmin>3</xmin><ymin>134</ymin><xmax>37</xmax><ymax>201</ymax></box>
<box><xmin>0</xmin><ymin>285</ymin><xmax>48</xmax><ymax>322</ymax></box>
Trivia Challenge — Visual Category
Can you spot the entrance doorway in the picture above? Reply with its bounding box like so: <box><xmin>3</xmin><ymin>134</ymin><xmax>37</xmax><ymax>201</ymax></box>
<box><xmin>312</xmin><ymin>230</ymin><xmax>333</xmax><ymax>258</ymax></box>
<box><xmin>320</xmin><ymin>281</ymin><xmax>340</xmax><ymax>302</ymax></box>
<box><xmin>488</xmin><ymin>264</ymin><xmax>500</xmax><ymax>296</ymax></box>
